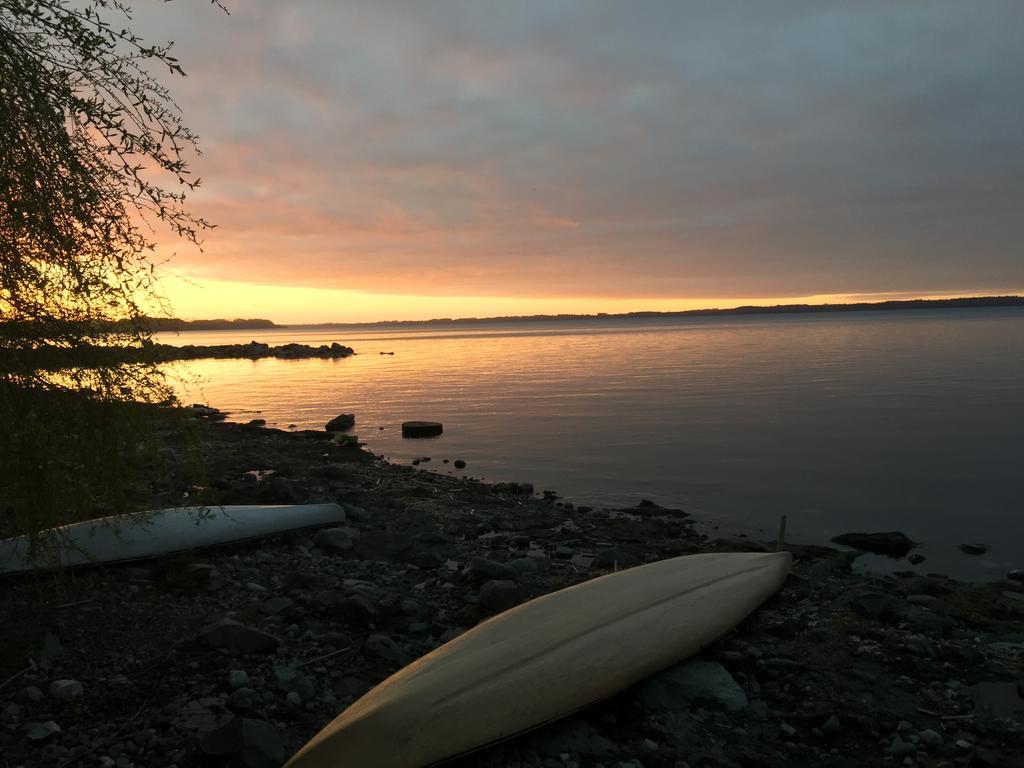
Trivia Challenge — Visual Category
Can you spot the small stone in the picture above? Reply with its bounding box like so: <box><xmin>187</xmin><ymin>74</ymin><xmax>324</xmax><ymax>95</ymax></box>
<box><xmin>26</xmin><ymin>721</ymin><xmax>62</xmax><ymax>742</ymax></box>
<box><xmin>199</xmin><ymin>717</ymin><xmax>284</xmax><ymax>768</ymax></box>
<box><xmin>23</xmin><ymin>685</ymin><xmax>44</xmax><ymax>702</ymax></box>
<box><xmin>259</xmin><ymin>596</ymin><xmax>295</xmax><ymax>616</ymax></box>
<box><xmin>39</xmin><ymin>632</ymin><xmax>64</xmax><ymax>661</ymax></box>
<box><xmin>453</xmin><ymin>459</ymin><xmax>466</xmax><ymax>469</ymax></box>
<box><xmin>919</xmin><ymin>729</ymin><xmax>943</xmax><ymax>747</ymax></box>
<box><xmin>363</xmin><ymin>635</ymin><xmax>409</xmax><ymax>666</ymax></box>
<box><xmin>245</xmin><ymin>582</ymin><xmax>267</xmax><ymax>593</ymax></box>
<box><xmin>897</xmin><ymin>720</ymin><xmax>913</xmax><ymax>733</ymax></box>
<box><xmin>285</xmin><ymin>691</ymin><xmax>302</xmax><ymax>706</ymax></box>
<box><xmin>591</xmin><ymin>548</ymin><xmax>639</xmax><ymax>571</ymax></box>
<box><xmin>955</xmin><ymin>739</ymin><xmax>972</xmax><ymax>750</ymax></box>
<box><xmin>49</xmin><ymin>679</ymin><xmax>83</xmax><ymax>703</ymax></box>
<box><xmin>780</xmin><ymin>723</ymin><xmax>797</xmax><ymax>737</ymax></box>
<box><xmin>509</xmin><ymin>557</ymin><xmax>542</xmax><ymax>575</ymax></box>
<box><xmin>478</xmin><ymin>580</ymin><xmax>521</xmax><ymax>613</ymax></box>
<box><xmin>273</xmin><ymin>666</ymin><xmax>315</xmax><ymax>700</ymax></box>
<box><xmin>850</xmin><ymin>592</ymin><xmax>906</xmax><ymax>624</ymax></box>
<box><xmin>887</xmin><ymin>736</ymin><xmax>916</xmax><ymax>756</ymax></box>
<box><xmin>227</xmin><ymin>688</ymin><xmax>254</xmax><ymax>711</ymax></box>
<box><xmin>199</xmin><ymin>620</ymin><xmax>280</xmax><ymax>654</ymax></box>
<box><xmin>642</xmin><ymin>739</ymin><xmax>658</xmax><ymax>751</ymax></box>
<box><xmin>822</xmin><ymin>714</ymin><xmax>841</xmax><ymax>738</ymax></box>
<box><xmin>959</xmin><ymin>542</ymin><xmax>988</xmax><ymax>555</ymax></box>
<box><xmin>315</xmin><ymin>527</ymin><xmax>353</xmax><ymax>553</ymax></box>
<box><xmin>469</xmin><ymin>557</ymin><xmax>517</xmax><ymax>584</ymax></box>
<box><xmin>229</xmin><ymin>670</ymin><xmax>249</xmax><ymax>690</ymax></box>
<box><xmin>2</xmin><ymin>703</ymin><xmax>21</xmax><ymax>724</ymax></box>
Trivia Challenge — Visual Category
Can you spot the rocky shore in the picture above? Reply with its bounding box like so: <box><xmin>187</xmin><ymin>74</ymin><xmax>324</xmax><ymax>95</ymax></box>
<box><xmin>149</xmin><ymin>341</ymin><xmax>355</xmax><ymax>363</ymax></box>
<box><xmin>15</xmin><ymin>341</ymin><xmax>355</xmax><ymax>371</ymax></box>
<box><xmin>1</xmin><ymin>419</ymin><xmax>1022</xmax><ymax>768</ymax></box>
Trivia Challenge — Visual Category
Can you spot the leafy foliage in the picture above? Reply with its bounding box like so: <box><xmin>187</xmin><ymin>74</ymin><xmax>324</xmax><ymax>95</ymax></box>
<box><xmin>0</xmin><ymin>0</ymin><xmax>219</xmax><ymax>539</ymax></box>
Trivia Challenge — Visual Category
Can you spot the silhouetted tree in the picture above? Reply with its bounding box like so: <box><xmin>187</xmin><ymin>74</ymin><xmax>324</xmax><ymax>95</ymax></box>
<box><xmin>0</xmin><ymin>0</ymin><xmax>219</xmax><ymax>543</ymax></box>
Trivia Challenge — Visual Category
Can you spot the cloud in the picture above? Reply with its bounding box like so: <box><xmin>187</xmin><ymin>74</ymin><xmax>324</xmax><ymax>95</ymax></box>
<box><xmin>135</xmin><ymin>0</ymin><xmax>1024</xmax><ymax>300</ymax></box>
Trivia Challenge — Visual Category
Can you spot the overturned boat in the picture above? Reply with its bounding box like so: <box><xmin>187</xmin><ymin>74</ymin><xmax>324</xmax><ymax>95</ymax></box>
<box><xmin>0</xmin><ymin>503</ymin><xmax>347</xmax><ymax>575</ymax></box>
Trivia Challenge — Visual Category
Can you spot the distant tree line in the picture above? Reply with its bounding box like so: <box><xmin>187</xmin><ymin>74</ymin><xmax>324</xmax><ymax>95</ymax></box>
<box><xmin>298</xmin><ymin>295</ymin><xmax>1024</xmax><ymax>329</ymax></box>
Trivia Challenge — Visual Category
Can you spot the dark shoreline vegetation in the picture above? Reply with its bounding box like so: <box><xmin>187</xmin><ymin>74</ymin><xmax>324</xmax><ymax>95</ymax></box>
<box><xmin>6</xmin><ymin>341</ymin><xmax>356</xmax><ymax>371</ymax></box>
<box><xmin>1</xmin><ymin>411</ymin><xmax>1023</xmax><ymax>767</ymax></box>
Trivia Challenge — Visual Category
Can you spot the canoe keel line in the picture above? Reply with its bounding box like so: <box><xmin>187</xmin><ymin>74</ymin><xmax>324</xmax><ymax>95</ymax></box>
<box><xmin>286</xmin><ymin>551</ymin><xmax>791</xmax><ymax>768</ymax></box>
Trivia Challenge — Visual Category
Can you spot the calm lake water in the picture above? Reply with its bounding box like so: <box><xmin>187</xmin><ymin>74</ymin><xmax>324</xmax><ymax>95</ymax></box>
<box><xmin>160</xmin><ymin>308</ymin><xmax>1024</xmax><ymax>580</ymax></box>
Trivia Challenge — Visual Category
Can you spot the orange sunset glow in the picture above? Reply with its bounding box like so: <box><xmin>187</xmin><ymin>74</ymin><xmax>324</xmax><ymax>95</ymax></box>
<box><xmin>156</xmin><ymin>273</ymin><xmax>1019</xmax><ymax>325</ymax></box>
<box><xmin>124</xmin><ymin>1</ymin><xmax>1024</xmax><ymax>323</ymax></box>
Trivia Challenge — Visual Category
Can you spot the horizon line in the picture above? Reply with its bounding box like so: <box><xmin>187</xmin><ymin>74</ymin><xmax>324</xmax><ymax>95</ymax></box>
<box><xmin>163</xmin><ymin>294</ymin><xmax>1024</xmax><ymax>330</ymax></box>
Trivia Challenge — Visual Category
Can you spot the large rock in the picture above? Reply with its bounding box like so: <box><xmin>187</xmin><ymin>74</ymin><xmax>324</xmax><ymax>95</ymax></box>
<box><xmin>325</xmin><ymin>413</ymin><xmax>356</xmax><ymax>432</ymax></box>
<box><xmin>199</xmin><ymin>717</ymin><xmax>284</xmax><ymax>768</ymax></box>
<box><xmin>636</xmin><ymin>659</ymin><xmax>748</xmax><ymax>712</ymax></box>
<box><xmin>199</xmin><ymin>620</ymin><xmax>280</xmax><ymax>654</ymax></box>
<box><xmin>831</xmin><ymin>531</ymin><xmax>916</xmax><ymax>558</ymax></box>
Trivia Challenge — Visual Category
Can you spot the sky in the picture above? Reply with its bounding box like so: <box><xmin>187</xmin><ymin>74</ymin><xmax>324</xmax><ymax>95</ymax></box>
<box><xmin>131</xmin><ymin>1</ymin><xmax>1024</xmax><ymax>323</ymax></box>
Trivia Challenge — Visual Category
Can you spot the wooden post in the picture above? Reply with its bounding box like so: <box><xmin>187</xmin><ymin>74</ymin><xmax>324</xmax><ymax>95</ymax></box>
<box><xmin>776</xmin><ymin>514</ymin><xmax>787</xmax><ymax>552</ymax></box>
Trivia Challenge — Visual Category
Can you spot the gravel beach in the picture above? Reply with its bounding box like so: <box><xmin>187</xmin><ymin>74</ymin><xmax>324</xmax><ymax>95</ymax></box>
<box><xmin>2</xmin><ymin>416</ymin><xmax>1022</xmax><ymax>767</ymax></box>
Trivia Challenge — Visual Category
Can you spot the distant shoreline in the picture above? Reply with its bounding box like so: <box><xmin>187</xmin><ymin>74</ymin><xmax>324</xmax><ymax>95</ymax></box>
<box><xmin>165</xmin><ymin>294</ymin><xmax>1022</xmax><ymax>331</ymax></box>
<box><xmin>262</xmin><ymin>294</ymin><xmax>1024</xmax><ymax>331</ymax></box>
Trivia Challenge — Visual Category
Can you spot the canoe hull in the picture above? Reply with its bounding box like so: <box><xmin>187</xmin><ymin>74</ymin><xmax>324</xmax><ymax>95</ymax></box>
<box><xmin>286</xmin><ymin>550</ymin><xmax>791</xmax><ymax>768</ymax></box>
<box><xmin>0</xmin><ymin>503</ymin><xmax>347</xmax><ymax>575</ymax></box>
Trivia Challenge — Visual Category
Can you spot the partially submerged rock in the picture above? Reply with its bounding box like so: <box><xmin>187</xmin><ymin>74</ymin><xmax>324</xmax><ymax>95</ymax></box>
<box><xmin>960</xmin><ymin>542</ymin><xmax>989</xmax><ymax>555</ymax></box>
<box><xmin>831</xmin><ymin>531</ymin><xmax>916</xmax><ymax>557</ymax></box>
<box><xmin>325</xmin><ymin>413</ymin><xmax>355</xmax><ymax>432</ymax></box>
<box><xmin>401</xmin><ymin>420</ymin><xmax>443</xmax><ymax>438</ymax></box>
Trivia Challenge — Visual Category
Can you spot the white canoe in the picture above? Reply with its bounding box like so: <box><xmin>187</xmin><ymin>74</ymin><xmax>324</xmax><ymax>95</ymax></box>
<box><xmin>0</xmin><ymin>503</ymin><xmax>346</xmax><ymax>575</ymax></box>
<box><xmin>286</xmin><ymin>550</ymin><xmax>791</xmax><ymax>768</ymax></box>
